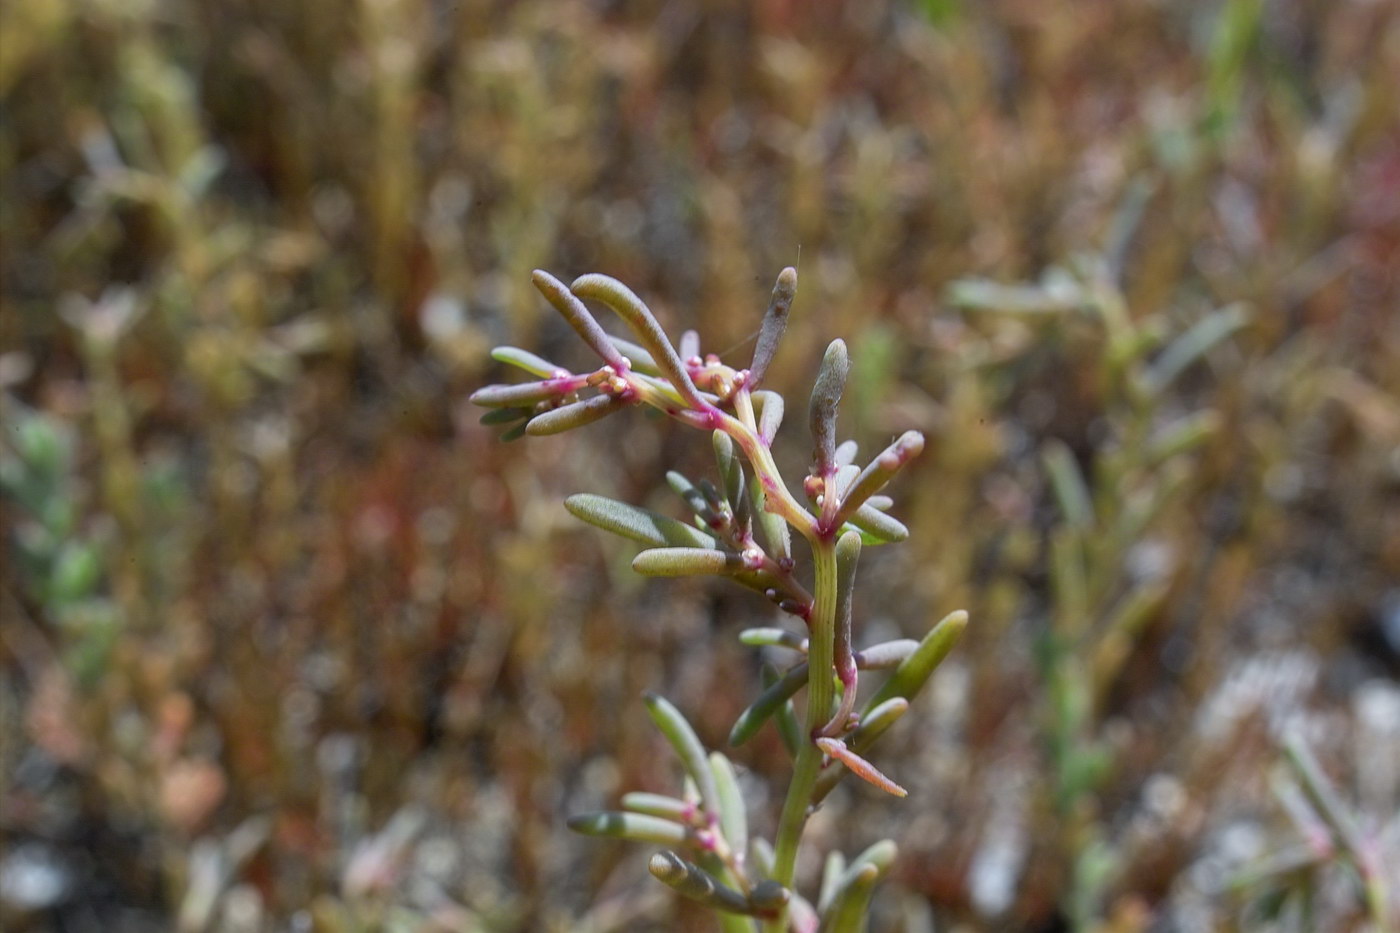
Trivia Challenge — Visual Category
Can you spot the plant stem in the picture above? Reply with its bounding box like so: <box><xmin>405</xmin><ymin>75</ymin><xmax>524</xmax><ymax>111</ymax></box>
<box><xmin>719</xmin><ymin>410</ymin><xmax>815</xmax><ymax>534</ymax></box>
<box><xmin>628</xmin><ymin>375</ymin><xmax>813</xmax><ymax>533</ymax></box>
<box><xmin>765</xmin><ymin>537</ymin><xmax>838</xmax><ymax>931</ymax></box>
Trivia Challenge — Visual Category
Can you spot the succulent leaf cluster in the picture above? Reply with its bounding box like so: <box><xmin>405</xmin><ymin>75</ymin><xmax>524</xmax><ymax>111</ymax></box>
<box><xmin>472</xmin><ymin>269</ymin><xmax>966</xmax><ymax>931</ymax></box>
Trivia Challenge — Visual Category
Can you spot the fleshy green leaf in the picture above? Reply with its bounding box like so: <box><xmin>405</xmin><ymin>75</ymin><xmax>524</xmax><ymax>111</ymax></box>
<box><xmin>834</xmin><ymin>531</ymin><xmax>860</xmax><ymax>668</ymax></box>
<box><xmin>749</xmin><ymin>881</ymin><xmax>790</xmax><ymax>913</ymax></box>
<box><xmin>712</xmin><ymin>431</ymin><xmax>749</xmax><ymax>532</ymax></box>
<box><xmin>850</xmin><ymin>698</ymin><xmax>909</xmax><ymax>747</ymax></box>
<box><xmin>525</xmin><ymin>395</ymin><xmax>626</xmax><ymax>435</ymax></box>
<box><xmin>708</xmin><ymin>752</ymin><xmax>747</xmax><ymax>859</ymax></box>
<box><xmin>666</xmin><ymin>471</ymin><xmax>717</xmax><ymax>526</ymax></box>
<box><xmin>818</xmin><ymin>851</ymin><xmax>847</xmax><ymax>915</ymax></box>
<box><xmin>750</xmin><ymin>266</ymin><xmax>797</xmax><ymax>386</ymax></box>
<box><xmin>809</xmin><ymin>339</ymin><xmax>849</xmax><ymax>476</ymax></box>
<box><xmin>470</xmin><ymin>379</ymin><xmax>570</xmax><ymax>408</ymax></box>
<box><xmin>751</xmin><ymin>837</ymin><xmax>777</xmax><ymax>880</ymax></box>
<box><xmin>632</xmin><ymin>547</ymin><xmax>740</xmax><ymax>576</ymax></box>
<box><xmin>754</xmin><ymin>390</ymin><xmax>785</xmax><ymax>444</ymax></box>
<box><xmin>621</xmin><ymin>792</ymin><xmax>694</xmax><ymax>823</ymax></box>
<box><xmin>853</xmin><ymin>640</ymin><xmax>919</xmax><ymax>669</ymax></box>
<box><xmin>738</xmin><ymin>628</ymin><xmax>806</xmax><ymax>652</ymax></box>
<box><xmin>490</xmin><ymin>346</ymin><xmax>566</xmax><ymax>378</ymax></box>
<box><xmin>764</xmin><ymin>665</ymin><xmax>802</xmax><ymax>759</ymax></box>
<box><xmin>567</xmin><ymin>811</ymin><xmax>691</xmax><ymax>846</ymax></box>
<box><xmin>479</xmin><ymin>407</ymin><xmax>530</xmax><ymax>426</ymax></box>
<box><xmin>571</xmin><ymin>274</ymin><xmax>705</xmax><ymax>408</ymax></box>
<box><xmin>946</xmin><ymin>275</ymin><xmax>1083</xmax><ymax>314</ymax></box>
<box><xmin>825</xmin><ymin>531</ymin><xmax>862</xmax><ymax>733</ymax></box>
<box><xmin>819</xmin><ymin>841</ymin><xmax>899</xmax><ymax>930</ymax></box>
<box><xmin>644</xmin><ymin>693</ymin><xmax>721</xmax><ymax>819</ymax></box>
<box><xmin>749</xmin><ymin>468</ymin><xmax>791</xmax><ymax>564</ymax></box>
<box><xmin>648</xmin><ymin>852</ymin><xmax>756</xmax><ymax>915</ymax></box>
<box><xmin>531</xmin><ymin>270</ymin><xmax>629</xmax><ymax>370</ymax></box>
<box><xmin>843</xmin><ymin>504</ymin><xmax>909</xmax><ymax>544</ymax></box>
<box><xmin>820</xmin><ymin>865</ymin><xmax>879</xmax><ymax>932</ymax></box>
<box><xmin>565</xmin><ymin>494</ymin><xmax>718</xmax><ymax>549</ymax></box>
<box><xmin>865</xmin><ymin>609</ymin><xmax>967</xmax><ymax>711</ymax></box>
<box><xmin>832</xmin><ymin>431</ymin><xmax>924</xmax><ymax>529</ymax></box>
<box><xmin>730</xmin><ymin>662</ymin><xmax>808</xmax><ymax>747</ymax></box>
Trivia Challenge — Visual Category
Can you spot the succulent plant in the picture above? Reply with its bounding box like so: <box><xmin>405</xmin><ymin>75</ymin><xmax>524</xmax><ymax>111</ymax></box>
<box><xmin>472</xmin><ymin>268</ymin><xmax>966</xmax><ymax>931</ymax></box>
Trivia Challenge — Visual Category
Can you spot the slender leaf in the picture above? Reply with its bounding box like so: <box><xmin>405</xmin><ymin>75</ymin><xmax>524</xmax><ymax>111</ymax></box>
<box><xmin>565</xmin><ymin>494</ymin><xmax>717</xmax><ymax>549</ymax></box>
<box><xmin>731</xmin><ymin>663</ymin><xmax>808</xmax><ymax>747</ymax></box>
<box><xmin>750</xmin><ymin>266</ymin><xmax>797</xmax><ymax>386</ymax></box>
<box><xmin>490</xmin><ymin>346</ymin><xmax>567</xmax><ymax>378</ymax></box>
<box><xmin>739</xmin><ymin>628</ymin><xmax>806</xmax><ymax>652</ymax></box>
<box><xmin>531</xmin><ymin>270</ymin><xmax>628</xmax><ymax>370</ymax></box>
<box><xmin>754</xmin><ymin>390</ymin><xmax>785</xmax><ymax>444</ymax></box>
<box><xmin>853</xmin><ymin>640</ymin><xmax>919</xmax><ymax>669</ymax></box>
<box><xmin>644</xmin><ymin>693</ymin><xmax>720</xmax><ymax>819</ymax></box>
<box><xmin>809</xmin><ymin>340</ymin><xmax>849</xmax><ymax>476</ymax></box>
<box><xmin>865</xmin><ymin>610</ymin><xmax>967</xmax><ymax>710</ymax></box>
<box><xmin>572</xmin><ymin>274</ymin><xmax>705</xmax><ymax>408</ymax></box>
<box><xmin>709</xmin><ymin>753</ymin><xmax>747</xmax><ymax>859</ymax></box>
<box><xmin>833</xmin><ymin>431</ymin><xmax>924</xmax><ymax>528</ymax></box>
<box><xmin>649</xmin><ymin>852</ymin><xmax>754</xmax><ymax>914</ymax></box>
<box><xmin>633</xmin><ymin>547</ymin><xmax>740</xmax><ymax>576</ymax></box>
<box><xmin>526</xmin><ymin>395</ymin><xmax>626</xmax><ymax>435</ymax></box>
<box><xmin>843</xmin><ymin>504</ymin><xmax>909</xmax><ymax>544</ymax></box>
<box><xmin>568</xmin><ymin>811</ymin><xmax>691</xmax><ymax>846</ymax></box>
<box><xmin>622</xmin><ymin>792</ymin><xmax>695</xmax><ymax>823</ymax></box>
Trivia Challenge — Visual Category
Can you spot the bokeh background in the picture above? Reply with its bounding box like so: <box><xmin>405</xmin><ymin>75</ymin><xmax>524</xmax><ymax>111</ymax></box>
<box><xmin>3</xmin><ymin>1</ymin><xmax>1399</xmax><ymax>931</ymax></box>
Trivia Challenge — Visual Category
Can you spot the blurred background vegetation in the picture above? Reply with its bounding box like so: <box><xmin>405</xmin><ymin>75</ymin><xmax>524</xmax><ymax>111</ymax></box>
<box><xmin>2</xmin><ymin>1</ymin><xmax>1398</xmax><ymax>931</ymax></box>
